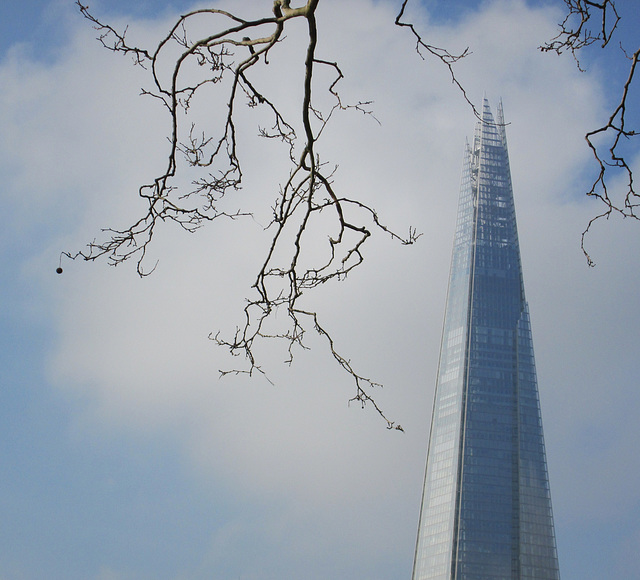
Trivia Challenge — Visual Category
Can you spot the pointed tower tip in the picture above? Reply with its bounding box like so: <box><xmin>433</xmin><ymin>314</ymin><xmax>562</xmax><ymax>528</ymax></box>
<box><xmin>481</xmin><ymin>96</ymin><xmax>493</xmax><ymax>125</ymax></box>
<box><xmin>410</xmin><ymin>95</ymin><xmax>560</xmax><ymax>580</ymax></box>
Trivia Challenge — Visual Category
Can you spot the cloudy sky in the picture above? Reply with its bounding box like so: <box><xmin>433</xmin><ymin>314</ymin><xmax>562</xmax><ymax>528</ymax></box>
<box><xmin>1</xmin><ymin>0</ymin><xmax>639</xmax><ymax>578</ymax></box>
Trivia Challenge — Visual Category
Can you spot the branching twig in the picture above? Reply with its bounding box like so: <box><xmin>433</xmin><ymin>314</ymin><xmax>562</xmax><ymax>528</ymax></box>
<box><xmin>65</xmin><ymin>0</ymin><xmax>417</xmax><ymax>428</ymax></box>
<box><xmin>581</xmin><ymin>46</ymin><xmax>639</xmax><ymax>265</ymax></box>
<box><xmin>540</xmin><ymin>0</ymin><xmax>620</xmax><ymax>68</ymax></box>
<box><xmin>540</xmin><ymin>0</ymin><xmax>638</xmax><ymax>265</ymax></box>
<box><xmin>395</xmin><ymin>0</ymin><xmax>478</xmax><ymax>119</ymax></box>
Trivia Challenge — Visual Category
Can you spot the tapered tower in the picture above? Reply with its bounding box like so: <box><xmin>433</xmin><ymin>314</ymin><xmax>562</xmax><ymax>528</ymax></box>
<box><xmin>412</xmin><ymin>100</ymin><xmax>560</xmax><ymax>580</ymax></box>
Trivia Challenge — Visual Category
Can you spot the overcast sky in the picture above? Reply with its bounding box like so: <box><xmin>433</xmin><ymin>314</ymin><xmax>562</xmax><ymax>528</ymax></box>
<box><xmin>1</xmin><ymin>1</ymin><xmax>639</xmax><ymax>579</ymax></box>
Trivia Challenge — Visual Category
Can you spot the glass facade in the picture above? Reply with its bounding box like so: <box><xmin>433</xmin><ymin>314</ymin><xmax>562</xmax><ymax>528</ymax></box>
<box><xmin>412</xmin><ymin>101</ymin><xmax>560</xmax><ymax>580</ymax></box>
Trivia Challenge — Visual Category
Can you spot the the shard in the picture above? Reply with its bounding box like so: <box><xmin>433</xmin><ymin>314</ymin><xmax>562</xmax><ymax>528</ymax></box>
<box><xmin>411</xmin><ymin>100</ymin><xmax>560</xmax><ymax>580</ymax></box>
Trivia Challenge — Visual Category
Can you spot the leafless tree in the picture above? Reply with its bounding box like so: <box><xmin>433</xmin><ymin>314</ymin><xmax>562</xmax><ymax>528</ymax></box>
<box><xmin>65</xmin><ymin>0</ymin><xmax>637</xmax><ymax>425</ymax></box>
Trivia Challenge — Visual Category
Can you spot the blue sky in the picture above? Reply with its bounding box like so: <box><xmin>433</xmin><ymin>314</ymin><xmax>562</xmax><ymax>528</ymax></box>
<box><xmin>1</xmin><ymin>1</ymin><xmax>639</xmax><ymax>579</ymax></box>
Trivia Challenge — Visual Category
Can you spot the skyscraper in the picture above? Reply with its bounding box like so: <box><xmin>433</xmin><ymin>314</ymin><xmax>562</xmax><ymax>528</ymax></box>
<box><xmin>411</xmin><ymin>100</ymin><xmax>560</xmax><ymax>580</ymax></box>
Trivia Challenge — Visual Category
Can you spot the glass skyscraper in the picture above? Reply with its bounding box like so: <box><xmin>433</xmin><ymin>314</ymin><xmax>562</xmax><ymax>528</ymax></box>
<box><xmin>411</xmin><ymin>100</ymin><xmax>560</xmax><ymax>580</ymax></box>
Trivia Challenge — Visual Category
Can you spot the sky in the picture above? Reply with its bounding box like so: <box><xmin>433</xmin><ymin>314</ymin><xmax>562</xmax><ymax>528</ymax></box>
<box><xmin>1</xmin><ymin>0</ymin><xmax>639</xmax><ymax>579</ymax></box>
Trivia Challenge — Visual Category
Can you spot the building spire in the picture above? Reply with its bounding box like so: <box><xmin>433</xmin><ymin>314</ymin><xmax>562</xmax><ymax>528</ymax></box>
<box><xmin>411</xmin><ymin>100</ymin><xmax>560</xmax><ymax>580</ymax></box>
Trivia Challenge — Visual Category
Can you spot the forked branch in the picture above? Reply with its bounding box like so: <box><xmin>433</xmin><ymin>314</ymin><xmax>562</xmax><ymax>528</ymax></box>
<box><xmin>395</xmin><ymin>0</ymin><xmax>478</xmax><ymax>119</ymax></box>
<box><xmin>65</xmin><ymin>0</ymin><xmax>420</xmax><ymax>429</ymax></box>
<box><xmin>540</xmin><ymin>0</ymin><xmax>638</xmax><ymax>264</ymax></box>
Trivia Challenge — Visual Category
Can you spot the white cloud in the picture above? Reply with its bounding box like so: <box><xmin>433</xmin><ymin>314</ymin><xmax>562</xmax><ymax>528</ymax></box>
<box><xmin>3</xmin><ymin>0</ymin><xmax>639</xmax><ymax>577</ymax></box>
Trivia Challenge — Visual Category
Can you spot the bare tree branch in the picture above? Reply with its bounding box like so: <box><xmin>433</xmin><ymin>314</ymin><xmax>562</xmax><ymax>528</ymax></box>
<box><xmin>540</xmin><ymin>0</ymin><xmax>638</xmax><ymax>265</ymax></box>
<box><xmin>65</xmin><ymin>0</ymin><xmax>418</xmax><ymax>429</ymax></box>
<box><xmin>581</xmin><ymin>45</ymin><xmax>639</xmax><ymax>265</ymax></box>
<box><xmin>541</xmin><ymin>0</ymin><xmax>620</xmax><ymax>67</ymax></box>
<box><xmin>395</xmin><ymin>0</ymin><xmax>478</xmax><ymax>119</ymax></box>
